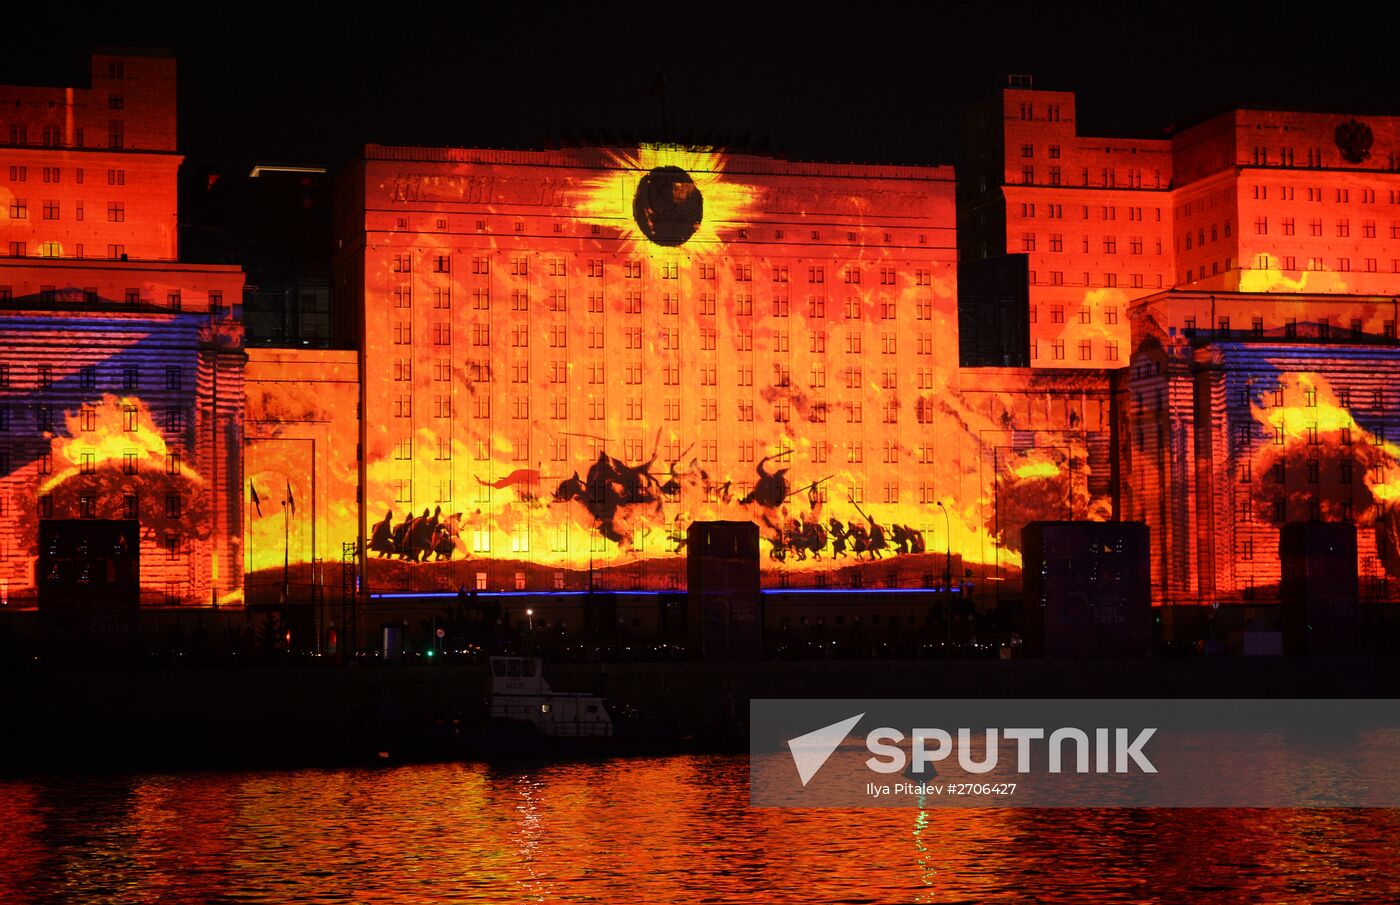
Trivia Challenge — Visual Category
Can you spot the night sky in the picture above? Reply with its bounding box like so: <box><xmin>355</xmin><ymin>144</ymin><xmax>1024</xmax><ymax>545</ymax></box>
<box><xmin>5</xmin><ymin>3</ymin><xmax>1400</xmax><ymax>175</ymax></box>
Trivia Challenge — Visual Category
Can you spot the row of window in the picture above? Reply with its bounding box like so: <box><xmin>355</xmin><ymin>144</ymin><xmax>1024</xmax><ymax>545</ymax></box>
<box><xmin>1032</xmin><ymin>305</ymin><xmax>1120</xmax><ymax>325</ymax></box>
<box><xmin>5</xmin><ymin>199</ymin><xmax>125</xmax><ymax>221</ymax></box>
<box><xmin>0</xmin><ymin>404</ymin><xmax>186</xmax><ymax>434</ymax></box>
<box><xmin>1030</xmin><ymin>339</ymin><xmax>1120</xmax><ymax>363</ymax></box>
<box><xmin>2</xmin><ymin>243</ymin><xmax>129</xmax><ymax>259</ymax></box>
<box><xmin>1247</xmin><ymin>146</ymin><xmax>1400</xmax><ymax>171</ymax></box>
<box><xmin>0</xmin><ymin>285</ymin><xmax>219</xmax><ymax>310</ymax></box>
<box><xmin>1017</xmin><ymin>166</ymin><xmax>1163</xmax><ymax>189</ymax></box>
<box><xmin>1245</xmin><ymin>255</ymin><xmax>1397</xmax><ymax>275</ymax></box>
<box><xmin>1181</xmin><ymin>260</ymin><xmax>1231</xmax><ymax>283</ymax></box>
<box><xmin>1017</xmin><ymin>203</ymin><xmax>1162</xmax><ymax>223</ymax></box>
<box><xmin>385</xmin><ymin>285</ymin><xmax>937</xmax><ymax>320</ymax></box>
<box><xmin>1249</xmin><ymin>216</ymin><xmax>1399</xmax><ymax>238</ymax></box>
<box><xmin>1249</xmin><ymin>185</ymin><xmax>1392</xmax><ymax>204</ymax></box>
<box><xmin>389</xmin><ymin>322</ymin><xmax>937</xmax><ymax>355</ymax></box>
<box><xmin>386</xmin><ymin>394</ymin><xmax>941</xmax><ymax>425</ymax></box>
<box><xmin>0</xmin><ymin>363</ymin><xmax>184</xmax><ymax>390</ymax></box>
<box><xmin>389</xmin><ymin>217</ymin><xmax>930</xmax><ymax>246</ymax></box>
<box><xmin>5</xmin><ymin>120</ymin><xmax>125</xmax><ymax>150</ymax></box>
<box><xmin>387</xmin><ymin>474</ymin><xmax>930</xmax><ymax>510</ymax></box>
<box><xmin>1028</xmin><ymin>270</ymin><xmax>1162</xmax><ymax>289</ymax></box>
<box><xmin>6</xmin><ymin>165</ymin><xmax>127</xmax><ymax>185</ymax></box>
<box><xmin>1236</xmin><ymin>459</ymin><xmax>1372</xmax><ymax>485</ymax></box>
<box><xmin>12</xmin><ymin>448</ymin><xmax>184</xmax><ymax>475</ymax></box>
<box><xmin>397</xmin><ymin>358</ymin><xmax>941</xmax><ymax>389</ymax></box>
<box><xmin>1236</xmin><ymin>497</ymin><xmax>1357</xmax><ymax>529</ymax></box>
<box><xmin>1022</xmin><ymin>233</ymin><xmax>1163</xmax><ymax>255</ymax></box>
<box><xmin>1233</xmin><ymin>385</ymin><xmax>1386</xmax><ymax>409</ymax></box>
<box><xmin>393</xmin><ymin>435</ymin><xmax>941</xmax><ymax>468</ymax></box>
<box><xmin>1180</xmin><ymin>220</ymin><xmax>1234</xmax><ymax>249</ymax></box>
<box><xmin>389</xmin><ymin>253</ymin><xmax>937</xmax><ymax>286</ymax></box>
<box><xmin>1182</xmin><ymin>314</ymin><xmax>1398</xmax><ymax>341</ymax></box>
<box><xmin>1234</xmin><ymin>424</ymin><xmax>1381</xmax><ymax>448</ymax></box>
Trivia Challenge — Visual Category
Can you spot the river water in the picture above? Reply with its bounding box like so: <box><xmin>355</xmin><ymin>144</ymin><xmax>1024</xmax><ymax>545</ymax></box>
<box><xmin>3</xmin><ymin>756</ymin><xmax>1398</xmax><ymax>903</ymax></box>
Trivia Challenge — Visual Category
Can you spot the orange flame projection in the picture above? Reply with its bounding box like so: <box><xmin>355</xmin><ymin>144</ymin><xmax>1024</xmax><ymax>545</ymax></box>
<box><xmin>0</xmin><ymin>394</ymin><xmax>214</xmax><ymax>603</ymax></box>
<box><xmin>347</xmin><ymin>146</ymin><xmax>1110</xmax><ymax>594</ymax></box>
<box><xmin>571</xmin><ymin>145</ymin><xmax>762</xmax><ymax>248</ymax></box>
<box><xmin>39</xmin><ymin>395</ymin><xmax>188</xmax><ymax>495</ymax></box>
<box><xmin>1013</xmin><ymin>460</ymin><xmax>1062</xmax><ymax>481</ymax></box>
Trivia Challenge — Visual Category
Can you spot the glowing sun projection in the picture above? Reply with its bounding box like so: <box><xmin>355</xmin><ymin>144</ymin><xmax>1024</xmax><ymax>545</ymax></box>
<box><xmin>572</xmin><ymin>146</ymin><xmax>760</xmax><ymax>248</ymax></box>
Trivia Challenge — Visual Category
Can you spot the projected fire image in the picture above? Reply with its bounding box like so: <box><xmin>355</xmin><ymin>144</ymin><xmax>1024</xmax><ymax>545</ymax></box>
<box><xmin>6</xmin><ymin>54</ymin><xmax>1399</xmax><ymax>616</ymax></box>
<box><xmin>326</xmin><ymin>144</ymin><xmax>1114</xmax><ymax>595</ymax></box>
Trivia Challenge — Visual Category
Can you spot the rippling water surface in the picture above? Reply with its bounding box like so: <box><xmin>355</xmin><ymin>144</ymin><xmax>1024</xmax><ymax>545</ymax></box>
<box><xmin>3</xmin><ymin>757</ymin><xmax>1398</xmax><ymax>903</ymax></box>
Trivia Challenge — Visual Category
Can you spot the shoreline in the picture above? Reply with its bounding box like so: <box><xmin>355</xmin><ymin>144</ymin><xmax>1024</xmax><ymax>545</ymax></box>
<box><xmin>4</xmin><ymin>655</ymin><xmax>1399</xmax><ymax>777</ymax></box>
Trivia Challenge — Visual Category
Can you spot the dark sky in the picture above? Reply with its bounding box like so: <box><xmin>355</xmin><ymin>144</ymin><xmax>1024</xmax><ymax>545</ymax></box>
<box><xmin>6</xmin><ymin>2</ymin><xmax>1400</xmax><ymax>175</ymax></box>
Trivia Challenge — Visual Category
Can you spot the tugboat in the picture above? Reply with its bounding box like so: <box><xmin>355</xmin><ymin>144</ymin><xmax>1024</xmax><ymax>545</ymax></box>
<box><xmin>391</xmin><ymin>656</ymin><xmax>684</xmax><ymax>761</ymax></box>
<box><xmin>486</xmin><ymin>655</ymin><xmax>615</xmax><ymax>740</ymax></box>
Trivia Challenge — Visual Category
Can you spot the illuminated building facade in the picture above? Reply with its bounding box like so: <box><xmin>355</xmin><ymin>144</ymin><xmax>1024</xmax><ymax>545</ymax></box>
<box><xmin>0</xmin><ymin>50</ymin><xmax>245</xmax><ymax>608</ymax></box>
<box><xmin>1172</xmin><ymin>108</ymin><xmax>1400</xmax><ymax>296</ymax></box>
<box><xmin>328</xmin><ymin>143</ymin><xmax>1118</xmax><ymax>598</ymax></box>
<box><xmin>961</xmin><ymin>79</ymin><xmax>1400</xmax><ymax>367</ymax></box>
<box><xmin>243</xmin><ymin>347</ymin><xmax>360</xmax><ymax>602</ymax></box>
<box><xmin>1125</xmin><ymin>291</ymin><xmax>1400</xmax><ymax>609</ymax></box>
<box><xmin>5</xmin><ymin>47</ymin><xmax>1398</xmax><ymax>622</ymax></box>
<box><xmin>961</xmin><ymin>80</ymin><xmax>1173</xmax><ymax>368</ymax></box>
<box><xmin>960</xmin><ymin>79</ymin><xmax>1400</xmax><ymax>611</ymax></box>
<box><xmin>0</xmin><ymin>48</ymin><xmax>179</xmax><ymax>263</ymax></box>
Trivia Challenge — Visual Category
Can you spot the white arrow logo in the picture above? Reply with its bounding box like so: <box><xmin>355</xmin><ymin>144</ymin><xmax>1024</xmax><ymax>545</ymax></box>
<box><xmin>787</xmin><ymin>713</ymin><xmax>864</xmax><ymax>786</ymax></box>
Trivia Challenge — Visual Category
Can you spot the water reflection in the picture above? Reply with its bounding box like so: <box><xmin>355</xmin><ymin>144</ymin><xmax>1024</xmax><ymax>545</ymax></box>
<box><xmin>2</xmin><ymin>758</ymin><xmax>1398</xmax><ymax>903</ymax></box>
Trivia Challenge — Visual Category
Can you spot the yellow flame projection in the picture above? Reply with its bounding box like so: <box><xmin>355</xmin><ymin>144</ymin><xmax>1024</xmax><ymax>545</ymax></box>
<box><xmin>40</xmin><ymin>395</ymin><xmax>190</xmax><ymax>494</ymax></box>
<box><xmin>1250</xmin><ymin>372</ymin><xmax>1400</xmax><ymax>507</ymax></box>
<box><xmin>570</xmin><ymin>145</ymin><xmax>762</xmax><ymax>249</ymax></box>
<box><xmin>1237</xmin><ymin>254</ymin><xmax>1352</xmax><ymax>294</ymax></box>
<box><xmin>1013</xmin><ymin>460</ymin><xmax>1062</xmax><ymax>480</ymax></box>
<box><xmin>352</xmin><ymin>149</ymin><xmax>1113</xmax><ymax>591</ymax></box>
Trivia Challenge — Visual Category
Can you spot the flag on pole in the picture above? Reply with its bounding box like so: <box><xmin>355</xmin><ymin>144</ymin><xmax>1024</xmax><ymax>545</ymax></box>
<box><xmin>285</xmin><ymin>480</ymin><xmax>295</xmax><ymax>517</ymax></box>
<box><xmin>250</xmin><ymin>482</ymin><xmax>262</xmax><ymax>517</ymax></box>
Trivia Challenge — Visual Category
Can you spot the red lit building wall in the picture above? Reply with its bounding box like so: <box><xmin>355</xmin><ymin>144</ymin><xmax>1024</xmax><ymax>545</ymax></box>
<box><xmin>962</xmin><ymin>87</ymin><xmax>1173</xmax><ymax>368</ymax></box>
<box><xmin>966</xmin><ymin>88</ymin><xmax>1400</xmax><ymax>370</ymax></box>
<box><xmin>243</xmin><ymin>349</ymin><xmax>361</xmax><ymax>602</ymax></box>
<box><xmin>1173</xmin><ymin>109</ymin><xmax>1400</xmax><ymax>296</ymax></box>
<box><xmin>0</xmin><ymin>49</ymin><xmax>179</xmax><ymax>262</ymax></box>
<box><xmin>0</xmin><ymin>50</ymin><xmax>244</xmax><ymax>610</ymax></box>
<box><xmin>333</xmin><ymin>144</ymin><xmax>1120</xmax><ymax>597</ymax></box>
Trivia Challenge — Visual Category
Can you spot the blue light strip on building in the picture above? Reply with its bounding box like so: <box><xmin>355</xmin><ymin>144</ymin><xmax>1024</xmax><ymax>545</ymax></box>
<box><xmin>367</xmin><ymin>586</ymin><xmax>972</xmax><ymax>600</ymax></box>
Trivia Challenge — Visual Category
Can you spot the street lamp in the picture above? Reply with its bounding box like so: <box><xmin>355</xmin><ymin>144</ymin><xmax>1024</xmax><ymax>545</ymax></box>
<box><xmin>936</xmin><ymin>501</ymin><xmax>952</xmax><ymax>649</ymax></box>
<box><xmin>526</xmin><ymin>608</ymin><xmax>534</xmax><ymax>655</ymax></box>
